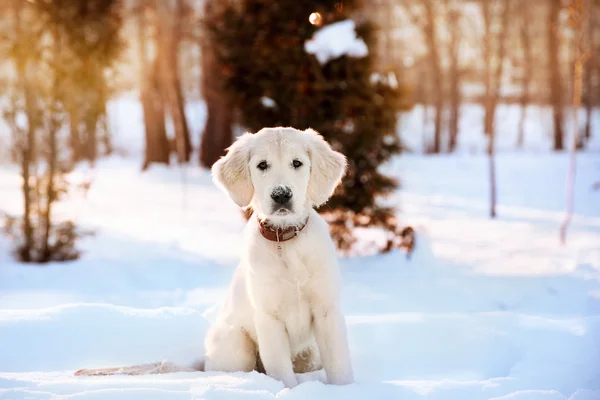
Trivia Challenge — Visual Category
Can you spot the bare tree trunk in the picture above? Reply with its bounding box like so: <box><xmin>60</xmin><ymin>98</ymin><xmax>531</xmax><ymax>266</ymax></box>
<box><xmin>13</xmin><ymin>1</ymin><xmax>34</xmax><ymax>262</ymax></box>
<box><xmin>19</xmin><ymin>102</ymin><xmax>34</xmax><ymax>262</ymax></box>
<box><xmin>483</xmin><ymin>0</ymin><xmax>496</xmax><ymax>217</ymax></box>
<box><xmin>483</xmin><ymin>0</ymin><xmax>510</xmax><ymax>218</ymax></box>
<box><xmin>70</xmin><ymin>103</ymin><xmax>101</xmax><ymax>164</ymax></box>
<box><xmin>99</xmin><ymin>99</ymin><xmax>112</xmax><ymax>156</ymax></box>
<box><xmin>142</xmin><ymin>60</ymin><xmax>171</xmax><ymax>171</ymax></box>
<box><xmin>447</xmin><ymin>1</ymin><xmax>461</xmax><ymax>153</ymax></box>
<box><xmin>422</xmin><ymin>0</ymin><xmax>443</xmax><ymax>153</ymax></box>
<box><xmin>42</xmin><ymin>28</ymin><xmax>61</xmax><ymax>262</ymax></box>
<box><xmin>560</xmin><ymin>0</ymin><xmax>590</xmax><ymax>245</ymax></box>
<box><xmin>138</xmin><ymin>3</ymin><xmax>170</xmax><ymax>170</ymax></box>
<box><xmin>199</xmin><ymin>70</ymin><xmax>234</xmax><ymax>166</ymax></box>
<box><xmin>83</xmin><ymin>109</ymin><xmax>98</xmax><ymax>164</ymax></box>
<box><xmin>549</xmin><ymin>0</ymin><xmax>564</xmax><ymax>151</ymax></box>
<box><xmin>583</xmin><ymin>3</ymin><xmax>595</xmax><ymax>143</ymax></box>
<box><xmin>482</xmin><ymin>0</ymin><xmax>493</xmax><ymax>144</ymax></box>
<box><xmin>156</xmin><ymin>0</ymin><xmax>192</xmax><ymax>164</ymax></box>
<box><xmin>517</xmin><ymin>1</ymin><xmax>532</xmax><ymax>148</ymax></box>
<box><xmin>583</xmin><ymin>65</ymin><xmax>593</xmax><ymax>143</ymax></box>
<box><xmin>199</xmin><ymin>1</ymin><xmax>233</xmax><ymax>168</ymax></box>
<box><xmin>423</xmin><ymin>101</ymin><xmax>431</xmax><ymax>151</ymax></box>
<box><xmin>69</xmin><ymin>107</ymin><xmax>82</xmax><ymax>164</ymax></box>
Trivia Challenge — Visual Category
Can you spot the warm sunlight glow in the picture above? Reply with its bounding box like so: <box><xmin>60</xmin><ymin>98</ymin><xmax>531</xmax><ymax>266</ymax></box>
<box><xmin>309</xmin><ymin>12</ymin><xmax>322</xmax><ymax>26</ymax></box>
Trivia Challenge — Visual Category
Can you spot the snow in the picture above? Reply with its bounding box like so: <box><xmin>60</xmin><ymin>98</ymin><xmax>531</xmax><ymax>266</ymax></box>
<box><xmin>1</xmin><ymin>142</ymin><xmax>599</xmax><ymax>399</ymax></box>
<box><xmin>0</xmin><ymin>91</ymin><xmax>599</xmax><ymax>399</ymax></box>
<box><xmin>387</xmin><ymin>72</ymin><xmax>399</xmax><ymax>89</ymax></box>
<box><xmin>304</xmin><ymin>20</ymin><xmax>368</xmax><ymax>65</ymax></box>
<box><xmin>370</xmin><ymin>72</ymin><xmax>399</xmax><ymax>89</ymax></box>
<box><xmin>260</xmin><ymin>96</ymin><xmax>276</xmax><ymax>109</ymax></box>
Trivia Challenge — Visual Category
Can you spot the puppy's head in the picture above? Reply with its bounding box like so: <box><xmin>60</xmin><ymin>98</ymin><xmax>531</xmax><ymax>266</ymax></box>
<box><xmin>212</xmin><ymin>127</ymin><xmax>346</xmax><ymax>226</ymax></box>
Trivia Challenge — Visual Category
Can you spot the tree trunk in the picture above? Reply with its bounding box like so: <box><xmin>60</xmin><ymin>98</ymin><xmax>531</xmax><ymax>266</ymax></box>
<box><xmin>138</xmin><ymin>3</ymin><xmax>170</xmax><ymax>170</ymax></box>
<box><xmin>199</xmin><ymin>0</ymin><xmax>234</xmax><ymax>168</ymax></box>
<box><xmin>483</xmin><ymin>0</ymin><xmax>510</xmax><ymax>218</ymax></box>
<box><xmin>517</xmin><ymin>2</ymin><xmax>531</xmax><ymax>148</ymax></box>
<box><xmin>42</xmin><ymin>28</ymin><xmax>61</xmax><ymax>262</ymax></box>
<box><xmin>156</xmin><ymin>0</ymin><xmax>192</xmax><ymax>164</ymax></box>
<box><xmin>583</xmin><ymin>3</ymin><xmax>595</xmax><ymax>143</ymax></box>
<box><xmin>142</xmin><ymin>60</ymin><xmax>170</xmax><ymax>170</ymax></box>
<box><xmin>422</xmin><ymin>0</ymin><xmax>443</xmax><ymax>153</ymax></box>
<box><xmin>560</xmin><ymin>0</ymin><xmax>589</xmax><ymax>244</ymax></box>
<box><xmin>549</xmin><ymin>0</ymin><xmax>564</xmax><ymax>151</ymax></box>
<box><xmin>69</xmin><ymin>107</ymin><xmax>82</xmax><ymax>164</ymax></box>
<box><xmin>482</xmin><ymin>0</ymin><xmax>494</xmax><ymax>146</ymax></box>
<box><xmin>83</xmin><ymin>108</ymin><xmax>98</xmax><ymax>164</ymax></box>
<box><xmin>584</xmin><ymin>71</ymin><xmax>593</xmax><ymax>142</ymax></box>
<box><xmin>199</xmin><ymin>84</ymin><xmax>234</xmax><ymax>167</ymax></box>
<box><xmin>13</xmin><ymin>1</ymin><xmax>34</xmax><ymax>262</ymax></box>
<box><xmin>482</xmin><ymin>0</ymin><xmax>495</xmax><ymax>217</ymax></box>
<box><xmin>99</xmin><ymin>99</ymin><xmax>112</xmax><ymax>156</ymax></box>
<box><xmin>447</xmin><ymin>3</ymin><xmax>461</xmax><ymax>153</ymax></box>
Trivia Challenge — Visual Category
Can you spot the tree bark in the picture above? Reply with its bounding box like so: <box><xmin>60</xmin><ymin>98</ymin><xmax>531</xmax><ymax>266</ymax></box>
<box><xmin>138</xmin><ymin>3</ymin><xmax>170</xmax><ymax>170</ymax></box>
<box><xmin>142</xmin><ymin>60</ymin><xmax>170</xmax><ymax>170</ymax></box>
<box><xmin>199</xmin><ymin>77</ymin><xmax>234</xmax><ymax>166</ymax></box>
<box><xmin>83</xmin><ymin>107</ymin><xmax>98</xmax><ymax>164</ymax></box>
<box><xmin>483</xmin><ymin>0</ymin><xmax>495</xmax><ymax>217</ymax></box>
<box><xmin>483</xmin><ymin>0</ymin><xmax>510</xmax><ymax>218</ymax></box>
<box><xmin>99</xmin><ymin>99</ymin><xmax>112</xmax><ymax>156</ymax></box>
<box><xmin>42</xmin><ymin>27</ymin><xmax>61</xmax><ymax>262</ymax></box>
<box><xmin>69</xmin><ymin>107</ymin><xmax>82</xmax><ymax>164</ymax></box>
<box><xmin>549</xmin><ymin>0</ymin><xmax>564</xmax><ymax>151</ymax></box>
<box><xmin>517</xmin><ymin>1</ymin><xmax>532</xmax><ymax>148</ymax></box>
<box><xmin>422</xmin><ymin>0</ymin><xmax>443</xmax><ymax>153</ymax></box>
<box><xmin>447</xmin><ymin>1</ymin><xmax>461</xmax><ymax>152</ymax></box>
<box><xmin>583</xmin><ymin>64</ymin><xmax>593</xmax><ymax>143</ymax></box>
<box><xmin>199</xmin><ymin>1</ymin><xmax>233</xmax><ymax>168</ymax></box>
<box><xmin>560</xmin><ymin>0</ymin><xmax>589</xmax><ymax>244</ymax></box>
<box><xmin>156</xmin><ymin>0</ymin><xmax>192</xmax><ymax>164</ymax></box>
<box><xmin>13</xmin><ymin>1</ymin><xmax>34</xmax><ymax>262</ymax></box>
<box><xmin>583</xmin><ymin>2</ymin><xmax>595</xmax><ymax>143</ymax></box>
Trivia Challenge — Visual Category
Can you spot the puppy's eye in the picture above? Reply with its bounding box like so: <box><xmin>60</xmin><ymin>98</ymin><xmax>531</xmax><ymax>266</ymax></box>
<box><xmin>292</xmin><ymin>160</ymin><xmax>303</xmax><ymax>169</ymax></box>
<box><xmin>257</xmin><ymin>161</ymin><xmax>268</xmax><ymax>171</ymax></box>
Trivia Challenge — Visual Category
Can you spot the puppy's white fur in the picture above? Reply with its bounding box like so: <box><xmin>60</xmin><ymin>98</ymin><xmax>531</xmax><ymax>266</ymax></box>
<box><xmin>208</xmin><ymin>127</ymin><xmax>353</xmax><ymax>388</ymax></box>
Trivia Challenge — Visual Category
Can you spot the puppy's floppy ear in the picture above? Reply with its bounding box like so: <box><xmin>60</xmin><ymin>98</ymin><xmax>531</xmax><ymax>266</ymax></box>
<box><xmin>211</xmin><ymin>133</ymin><xmax>254</xmax><ymax>207</ymax></box>
<box><xmin>305</xmin><ymin>128</ymin><xmax>347</xmax><ymax>207</ymax></box>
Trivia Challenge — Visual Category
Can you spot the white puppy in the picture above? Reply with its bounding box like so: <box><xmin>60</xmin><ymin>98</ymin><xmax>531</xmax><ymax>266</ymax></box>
<box><xmin>73</xmin><ymin>127</ymin><xmax>354</xmax><ymax>387</ymax></box>
<box><xmin>206</xmin><ymin>127</ymin><xmax>354</xmax><ymax>388</ymax></box>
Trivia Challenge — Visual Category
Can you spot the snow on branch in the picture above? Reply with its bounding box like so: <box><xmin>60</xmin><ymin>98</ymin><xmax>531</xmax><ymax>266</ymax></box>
<box><xmin>260</xmin><ymin>96</ymin><xmax>276</xmax><ymax>108</ymax></box>
<box><xmin>304</xmin><ymin>20</ymin><xmax>368</xmax><ymax>65</ymax></box>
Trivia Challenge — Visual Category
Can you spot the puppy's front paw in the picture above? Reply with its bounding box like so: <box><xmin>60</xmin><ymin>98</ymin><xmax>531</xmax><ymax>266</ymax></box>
<box><xmin>282</xmin><ymin>375</ymin><xmax>299</xmax><ymax>388</ymax></box>
<box><xmin>328</xmin><ymin>370</ymin><xmax>354</xmax><ymax>385</ymax></box>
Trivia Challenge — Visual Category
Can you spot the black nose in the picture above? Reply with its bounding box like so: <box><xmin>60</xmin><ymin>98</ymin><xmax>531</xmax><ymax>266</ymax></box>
<box><xmin>271</xmin><ymin>186</ymin><xmax>293</xmax><ymax>205</ymax></box>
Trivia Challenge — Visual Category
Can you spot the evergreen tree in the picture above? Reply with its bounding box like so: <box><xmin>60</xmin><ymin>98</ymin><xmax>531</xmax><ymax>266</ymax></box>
<box><xmin>204</xmin><ymin>0</ymin><xmax>410</xmax><ymax>252</ymax></box>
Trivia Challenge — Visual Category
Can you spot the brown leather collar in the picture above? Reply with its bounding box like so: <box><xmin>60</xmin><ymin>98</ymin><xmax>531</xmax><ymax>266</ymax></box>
<box><xmin>258</xmin><ymin>216</ymin><xmax>309</xmax><ymax>243</ymax></box>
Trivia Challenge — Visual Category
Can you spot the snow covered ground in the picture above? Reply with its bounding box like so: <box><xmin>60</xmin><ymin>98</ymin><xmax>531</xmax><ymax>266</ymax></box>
<box><xmin>1</xmin><ymin>148</ymin><xmax>599</xmax><ymax>400</ymax></box>
<box><xmin>0</xmin><ymin>96</ymin><xmax>599</xmax><ymax>399</ymax></box>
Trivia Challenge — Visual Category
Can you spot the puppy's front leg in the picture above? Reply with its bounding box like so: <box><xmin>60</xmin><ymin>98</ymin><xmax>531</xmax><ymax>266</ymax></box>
<box><xmin>255</xmin><ymin>312</ymin><xmax>298</xmax><ymax>388</ymax></box>
<box><xmin>313</xmin><ymin>306</ymin><xmax>354</xmax><ymax>385</ymax></box>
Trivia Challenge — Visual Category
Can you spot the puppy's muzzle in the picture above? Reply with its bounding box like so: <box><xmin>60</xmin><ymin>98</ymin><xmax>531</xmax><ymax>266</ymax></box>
<box><xmin>271</xmin><ymin>186</ymin><xmax>293</xmax><ymax>206</ymax></box>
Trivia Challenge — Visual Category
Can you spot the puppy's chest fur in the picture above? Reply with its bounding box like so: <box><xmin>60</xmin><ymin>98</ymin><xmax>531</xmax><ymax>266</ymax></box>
<box><xmin>247</xmin><ymin>230</ymin><xmax>319</xmax><ymax>338</ymax></box>
<box><xmin>274</xmin><ymin>242</ymin><xmax>313</xmax><ymax>286</ymax></box>
<box><xmin>252</xmin><ymin>236</ymin><xmax>315</xmax><ymax>300</ymax></box>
